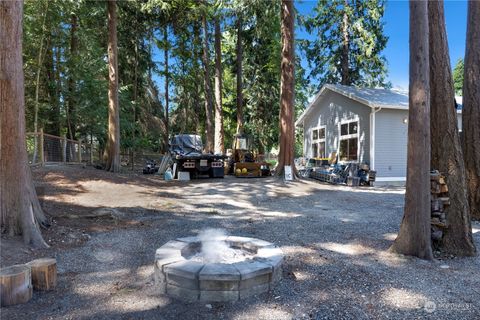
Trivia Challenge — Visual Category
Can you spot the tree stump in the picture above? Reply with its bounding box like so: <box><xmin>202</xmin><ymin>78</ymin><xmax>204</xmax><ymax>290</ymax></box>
<box><xmin>0</xmin><ymin>265</ymin><xmax>33</xmax><ymax>307</ymax></box>
<box><xmin>27</xmin><ymin>258</ymin><xmax>57</xmax><ymax>291</ymax></box>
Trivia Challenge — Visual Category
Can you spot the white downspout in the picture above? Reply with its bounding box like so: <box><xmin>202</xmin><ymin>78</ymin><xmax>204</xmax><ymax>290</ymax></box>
<box><xmin>370</xmin><ymin>106</ymin><xmax>382</xmax><ymax>170</ymax></box>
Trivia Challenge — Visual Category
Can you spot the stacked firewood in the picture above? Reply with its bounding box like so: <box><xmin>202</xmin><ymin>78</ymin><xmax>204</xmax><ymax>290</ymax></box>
<box><xmin>430</xmin><ymin>170</ymin><xmax>449</xmax><ymax>242</ymax></box>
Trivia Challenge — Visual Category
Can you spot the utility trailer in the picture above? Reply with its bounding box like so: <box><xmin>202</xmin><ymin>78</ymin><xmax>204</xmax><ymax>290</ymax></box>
<box><xmin>170</xmin><ymin>134</ymin><xmax>226</xmax><ymax>179</ymax></box>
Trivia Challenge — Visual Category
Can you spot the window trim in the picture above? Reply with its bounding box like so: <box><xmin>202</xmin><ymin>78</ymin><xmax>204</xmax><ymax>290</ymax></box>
<box><xmin>311</xmin><ymin>125</ymin><xmax>326</xmax><ymax>158</ymax></box>
<box><xmin>338</xmin><ymin>118</ymin><xmax>359</xmax><ymax>162</ymax></box>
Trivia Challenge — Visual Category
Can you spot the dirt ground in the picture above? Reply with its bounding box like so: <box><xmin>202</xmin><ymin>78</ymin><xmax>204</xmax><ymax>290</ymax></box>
<box><xmin>1</xmin><ymin>165</ymin><xmax>479</xmax><ymax>320</ymax></box>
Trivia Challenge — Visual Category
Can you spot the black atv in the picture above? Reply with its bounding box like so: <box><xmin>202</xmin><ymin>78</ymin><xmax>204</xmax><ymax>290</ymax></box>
<box><xmin>143</xmin><ymin>159</ymin><xmax>159</xmax><ymax>174</ymax></box>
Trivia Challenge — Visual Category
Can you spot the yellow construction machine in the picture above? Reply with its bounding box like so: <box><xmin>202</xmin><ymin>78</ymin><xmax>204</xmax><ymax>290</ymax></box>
<box><xmin>228</xmin><ymin>134</ymin><xmax>271</xmax><ymax>178</ymax></box>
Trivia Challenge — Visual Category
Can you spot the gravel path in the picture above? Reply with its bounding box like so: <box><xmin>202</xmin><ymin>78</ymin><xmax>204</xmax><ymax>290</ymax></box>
<box><xmin>2</xmin><ymin>168</ymin><xmax>479</xmax><ymax>319</ymax></box>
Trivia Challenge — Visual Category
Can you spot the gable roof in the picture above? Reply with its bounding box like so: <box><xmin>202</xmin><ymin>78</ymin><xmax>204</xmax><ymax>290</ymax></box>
<box><xmin>296</xmin><ymin>84</ymin><xmax>409</xmax><ymax>127</ymax></box>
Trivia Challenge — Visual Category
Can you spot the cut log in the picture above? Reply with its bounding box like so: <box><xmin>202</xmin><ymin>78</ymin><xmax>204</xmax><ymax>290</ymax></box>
<box><xmin>431</xmin><ymin>228</ymin><xmax>443</xmax><ymax>241</ymax></box>
<box><xmin>26</xmin><ymin>258</ymin><xmax>57</xmax><ymax>291</ymax></box>
<box><xmin>438</xmin><ymin>176</ymin><xmax>446</xmax><ymax>185</ymax></box>
<box><xmin>431</xmin><ymin>211</ymin><xmax>442</xmax><ymax>217</ymax></box>
<box><xmin>431</xmin><ymin>220</ymin><xmax>448</xmax><ymax>229</ymax></box>
<box><xmin>431</xmin><ymin>182</ymin><xmax>441</xmax><ymax>194</ymax></box>
<box><xmin>440</xmin><ymin>184</ymin><xmax>448</xmax><ymax>193</ymax></box>
<box><xmin>439</xmin><ymin>197</ymin><xmax>450</xmax><ymax>206</ymax></box>
<box><xmin>431</xmin><ymin>199</ymin><xmax>444</xmax><ymax>212</ymax></box>
<box><xmin>0</xmin><ymin>265</ymin><xmax>33</xmax><ymax>307</ymax></box>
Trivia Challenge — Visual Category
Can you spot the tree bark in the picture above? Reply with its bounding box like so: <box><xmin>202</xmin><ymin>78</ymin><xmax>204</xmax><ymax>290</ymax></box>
<box><xmin>340</xmin><ymin>0</ymin><xmax>350</xmax><ymax>85</ymax></box>
<box><xmin>105</xmin><ymin>0</ymin><xmax>121</xmax><ymax>172</ymax></box>
<box><xmin>390</xmin><ymin>0</ymin><xmax>433</xmax><ymax>260</ymax></box>
<box><xmin>214</xmin><ymin>17</ymin><xmax>225</xmax><ymax>154</ymax></box>
<box><xmin>202</xmin><ymin>13</ymin><xmax>214</xmax><ymax>153</ymax></box>
<box><xmin>277</xmin><ymin>0</ymin><xmax>297</xmax><ymax>179</ymax></box>
<box><xmin>428</xmin><ymin>0</ymin><xmax>476</xmax><ymax>256</ymax></box>
<box><xmin>463</xmin><ymin>0</ymin><xmax>480</xmax><ymax>221</ymax></box>
<box><xmin>0</xmin><ymin>1</ymin><xmax>49</xmax><ymax>248</ymax></box>
<box><xmin>236</xmin><ymin>15</ymin><xmax>244</xmax><ymax>135</ymax></box>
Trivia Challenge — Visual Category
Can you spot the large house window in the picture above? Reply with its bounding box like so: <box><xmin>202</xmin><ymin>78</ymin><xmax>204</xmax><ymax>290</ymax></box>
<box><xmin>339</xmin><ymin>120</ymin><xmax>358</xmax><ymax>161</ymax></box>
<box><xmin>311</xmin><ymin>126</ymin><xmax>326</xmax><ymax>158</ymax></box>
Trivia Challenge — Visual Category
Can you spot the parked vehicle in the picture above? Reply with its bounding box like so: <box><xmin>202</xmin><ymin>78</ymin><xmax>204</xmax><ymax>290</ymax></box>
<box><xmin>169</xmin><ymin>134</ymin><xmax>226</xmax><ymax>179</ymax></box>
<box><xmin>229</xmin><ymin>134</ymin><xmax>271</xmax><ymax>178</ymax></box>
<box><xmin>142</xmin><ymin>159</ymin><xmax>159</xmax><ymax>174</ymax></box>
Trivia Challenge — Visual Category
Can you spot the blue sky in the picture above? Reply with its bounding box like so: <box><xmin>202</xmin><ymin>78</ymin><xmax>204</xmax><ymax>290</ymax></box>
<box><xmin>296</xmin><ymin>0</ymin><xmax>468</xmax><ymax>90</ymax></box>
<box><xmin>155</xmin><ymin>1</ymin><xmax>469</xmax><ymax>100</ymax></box>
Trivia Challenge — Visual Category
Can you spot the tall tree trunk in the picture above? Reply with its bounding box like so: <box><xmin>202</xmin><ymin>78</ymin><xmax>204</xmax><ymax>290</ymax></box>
<box><xmin>44</xmin><ymin>40</ymin><xmax>59</xmax><ymax>135</ymax></box>
<box><xmin>193</xmin><ymin>23</ymin><xmax>202</xmax><ymax>134</ymax></box>
<box><xmin>164</xmin><ymin>26</ymin><xmax>169</xmax><ymax>152</ymax></box>
<box><xmin>53</xmin><ymin>45</ymin><xmax>61</xmax><ymax>137</ymax></box>
<box><xmin>390</xmin><ymin>0</ymin><xmax>432</xmax><ymax>260</ymax></box>
<box><xmin>43</xmin><ymin>39</ymin><xmax>62</xmax><ymax>161</ymax></box>
<box><xmin>202</xmin><ymin>13</ymin><xmax>214</xmax><ymax>152</ymax></box>
<box><xmin>214</xmin><ymin>17</ymin><xmax>224</xmax><ymax>154</ymax></box>
<box><xmin>340</xmin><ymin>0</ymin><xmax>350</xmax><ymax>85</ymax></box>
<box><xmin>32</xmin><ymin>0</ymin><xmax>49</xmax><ymax>163</ymax></box>
<box><xmin>105</xmin><ymin>0</ymin><xmax>120</xmax><ymax>172</ymax></box>
<box><xmin>132</xmin><ymin>23</ymin><xmax>138</xmax><ymax>162</ymax></box>
<box><xmin>66</xmin><ymin>14</ymin><xmax>78</xmax><ymax>142</ymax></box>
<box><xmin>0</xmin><ymin>1</ymin><xmax>49</xmax><ymax>248</ymax></box>
<box><xmin>428</xmin><ymin>0</ymin><xmax>476</xmax><ymax>256</ymax></box>
<box><xmin>463</xmin><ymin>0</ymin><xmax>480</xmax><ymax>221</ymax></box>
<box><xmin>277</xmin><ymin>0</ymin><xmax>296</xmax><ymax>179</ymax></box>
<box><xmin>236</xmin><ymin>15</ymin><xmax>244</xmax><ymax>135</ymax></box>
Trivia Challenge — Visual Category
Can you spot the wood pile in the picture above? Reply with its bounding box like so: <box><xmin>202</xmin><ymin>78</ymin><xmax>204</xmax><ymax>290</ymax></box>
<box><xmin>430</xmin><ymin>170</ymin><xmax>449</xmax><ymax>242</ymax></box>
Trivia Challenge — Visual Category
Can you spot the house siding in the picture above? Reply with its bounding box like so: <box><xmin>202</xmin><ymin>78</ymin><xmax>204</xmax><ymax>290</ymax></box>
<box><xmin>303</xmin><ymin>90</ymin><xmax>370</xmax><ymax>164</ymax></box>
<box><xmin>374</xmin><ymin>109</ymin><xmax>408</xmax><ymax>178</ymax></box>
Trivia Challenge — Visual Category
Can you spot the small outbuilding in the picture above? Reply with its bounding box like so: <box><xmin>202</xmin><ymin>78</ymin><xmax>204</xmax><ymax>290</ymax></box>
<box><xmin>295</xmin><ymin>84</ymin><xmax>462</xmax><ymax>184</ymax></box>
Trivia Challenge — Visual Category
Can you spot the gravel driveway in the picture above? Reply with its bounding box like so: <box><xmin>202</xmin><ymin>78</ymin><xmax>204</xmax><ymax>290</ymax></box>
<box><xmin>2</xmin><ymin>167</ymin><xmax>479</xmax><ymax>319</ymax></box>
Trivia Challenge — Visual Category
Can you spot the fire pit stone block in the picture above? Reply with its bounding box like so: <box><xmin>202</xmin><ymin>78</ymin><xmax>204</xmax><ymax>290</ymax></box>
<box><xmin>200</xmin><ymin>290</ymin><xmax>239</xmax><ymax>302</ymax></box>
<box><xmin>165</xmin><ymin>261</ymin><xmax>204</xmax><ymax>290</ymax></box>
<box><xmin>199</xmin><ymin>263</ymin><xmax>240</xmax><ymax>291</ymax></box>
<box><xmin>166</xmin><ymin>284</ymin><xmax>199</xmax><ymax>302</ymax></box>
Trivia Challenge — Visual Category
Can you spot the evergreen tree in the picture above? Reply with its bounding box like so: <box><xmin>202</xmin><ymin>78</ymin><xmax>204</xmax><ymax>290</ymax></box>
<box><xmin>428</xmin><ymin>0</ymin><xmax>475</xmax><ymax>256</ymax></box>
<box><xmin>463</xmin><ymin>0</ymin><xmax>480</xmax><ymax>221</ymax></box>
<box><xmin>453</xmin><ymin>58</ymin><xmax>464</xmax><ymax>96</ymax></box>
<box><xmin>301</xmin><ymin>0</ymin><xmax>390</xmax><ymax>89</ymax></box>
<box><xmin>390</xmin><ymin>0</ymin><xmax>432</xmax><ymax>260</ymax></box>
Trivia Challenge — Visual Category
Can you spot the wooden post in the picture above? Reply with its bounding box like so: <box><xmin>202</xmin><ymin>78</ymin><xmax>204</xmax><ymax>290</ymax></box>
<box><xmin>62</xmin><ymin>135</ymin><xmax>67</xmax><ymax>163</ymax></box>
<box><xmin>78</xmin><ymin>140</ymin><xmax>82</xmax><ymax>163</ymax></box>
<box><xmin>130</xmin><ymin>149</ymin><xmax>134</xmax><ymax>171</ymax></box>
<box><xmin>0</xmin><ymin>265</ymin><xmax>33</xmax><ymax>307</ymax></box>
<box><xmin>39</xmin><ymin>128</ymin><xmax>44</xmax><ymax>166</ymax></box>
<box><xmin>89</xmin><ymin>144</ymin><xmax>94</xmax><ymax>165</ymax></box>
<box><xmin>26</xmin><ymin>258</ymin><xmax>57</xmax><ymax>291</ymax></box>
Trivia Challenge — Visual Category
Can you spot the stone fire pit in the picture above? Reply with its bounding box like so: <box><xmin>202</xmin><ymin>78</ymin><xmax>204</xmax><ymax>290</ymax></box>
<box><xmin>154</xmin><ymin>235</ymin><xmax>283</xmax><ymax>302</ymax></box>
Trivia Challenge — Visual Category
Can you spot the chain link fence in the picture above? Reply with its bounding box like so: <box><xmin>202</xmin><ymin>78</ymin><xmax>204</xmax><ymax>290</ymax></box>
<box><xmin>26</xmin><ymin>131</ymin><xmax>84</xmax><ymax>165</ymax></box>
<box><xmin>26</xmin><ymin>131</ymin><xmax>167</xmax><ymax>172</ymax></box>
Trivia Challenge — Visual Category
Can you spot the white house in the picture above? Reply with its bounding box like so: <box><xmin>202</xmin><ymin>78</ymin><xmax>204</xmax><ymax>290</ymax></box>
<box><xmin>295</xmin><ymin>84</ymin><xmax>462</xmax><ymax>184</ymax></box>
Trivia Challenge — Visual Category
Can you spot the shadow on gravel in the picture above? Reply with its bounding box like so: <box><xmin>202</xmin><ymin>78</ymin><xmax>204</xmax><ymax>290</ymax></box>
<box><xmin>3</xmin><ymin>167</ymin><xmax>476</xmax><ymax>319</ymax></box>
